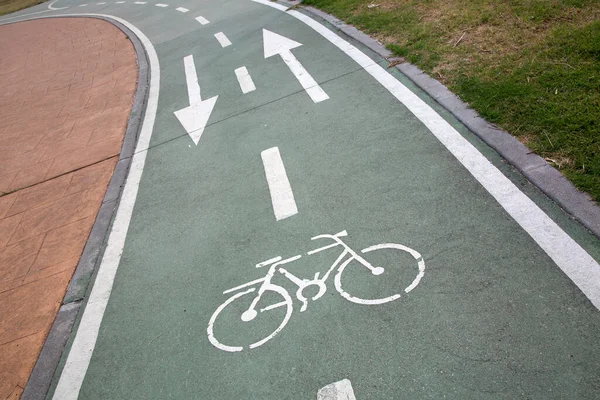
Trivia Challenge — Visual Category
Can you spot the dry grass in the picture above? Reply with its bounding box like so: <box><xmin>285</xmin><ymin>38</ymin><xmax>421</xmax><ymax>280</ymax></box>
<box><xmin>0</xmin><ymin>0</ymin><xmax>45</xmax><ymax>15</ymax></box>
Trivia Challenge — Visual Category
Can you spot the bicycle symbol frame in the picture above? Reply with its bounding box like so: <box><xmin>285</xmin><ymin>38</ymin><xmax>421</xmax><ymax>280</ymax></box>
<box><xmin>207</xmin><ymin>230</ymin><xmax>425</xmax><ymax>352</ymax></box>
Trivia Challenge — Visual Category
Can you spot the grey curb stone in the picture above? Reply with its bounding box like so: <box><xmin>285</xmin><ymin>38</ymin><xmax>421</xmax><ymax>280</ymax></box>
<box><xmin>0</xmin><ymin>15</ymin><xmax>152</xmax><ymax>400</ymax></box>
<box><xmin>302</xmin><ymin>4</ymin><xmax>600</xmax><ymax>238</ymax></box>
<box><xmin>21</xmin><ymin>302</ymin><xmax>81</xmax><ymax>400</ymax></box>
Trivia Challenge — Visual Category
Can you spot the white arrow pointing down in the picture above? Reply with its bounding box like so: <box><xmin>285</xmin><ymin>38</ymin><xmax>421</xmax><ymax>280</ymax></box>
<box><xmin>174</xmin><ymin>55</ymin><xmax>218</xmax><ymax>145</ymax></box>
<box><xmin>263</xmin><ymin>29</ymin><xmax>329</xmax><ymax>103</ymax></box>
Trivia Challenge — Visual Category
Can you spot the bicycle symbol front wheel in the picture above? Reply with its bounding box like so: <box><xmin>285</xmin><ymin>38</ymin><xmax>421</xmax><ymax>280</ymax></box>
<box><xmin>334</xmin><ymin>243</ymin><xmax>425</xmax><ymax>305</ymax></box>
<box><xmin>207</xmin><ymin>285</ymin><xmax>293</xmax><ymax>352</ymax></box>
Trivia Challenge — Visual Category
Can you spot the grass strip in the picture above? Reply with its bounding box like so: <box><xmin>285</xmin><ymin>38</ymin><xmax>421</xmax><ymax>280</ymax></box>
<box><xmin>303</xmin><ymin>0</ymin><xmax>600</xmax><ymax>201</ymax></box>
<box><xmin>0</xmin><ymin>0</ymin><xmax>46</xmax><ymax>16</ymax></box>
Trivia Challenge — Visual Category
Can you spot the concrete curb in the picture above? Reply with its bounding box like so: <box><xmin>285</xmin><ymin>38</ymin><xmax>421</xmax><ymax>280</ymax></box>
<box><xmin>0</xmin><ymin>16</ymin><xmax>152</xmax><ymax>400</ymax></box>
<box><xmin>300</xmin><ymin>4</ymin><xmax>600</xmax><ymax>239</ymax></box>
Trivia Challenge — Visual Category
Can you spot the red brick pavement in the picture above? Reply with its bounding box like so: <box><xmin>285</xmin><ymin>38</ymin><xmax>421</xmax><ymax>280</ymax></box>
<box><xmin>0</xmin><ymin>18</ymin><xmax>137</xmax><ymax>399</ymax></box>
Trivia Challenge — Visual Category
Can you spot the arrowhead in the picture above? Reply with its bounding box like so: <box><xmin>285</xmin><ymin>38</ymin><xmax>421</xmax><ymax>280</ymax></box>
<box><xmin>263</xmin><ymin>29</ymin><xmax>302</xmax><ymax>58</ymax></box>
<box><xmin>173</xmin><ymin>95</ymin><xmax>218</xmax><ymax>145</ymax></box>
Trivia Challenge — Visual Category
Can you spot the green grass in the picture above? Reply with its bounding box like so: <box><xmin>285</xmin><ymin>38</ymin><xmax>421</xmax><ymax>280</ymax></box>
<box><xmin>0</xmin><ymin>0</ymin><xmax>45</xmax><ymax>16</ymax></box>
<box><xmin>302</xmin><ymin>0</ymin><xmax>600</xmax><ymax>201</ymax></box>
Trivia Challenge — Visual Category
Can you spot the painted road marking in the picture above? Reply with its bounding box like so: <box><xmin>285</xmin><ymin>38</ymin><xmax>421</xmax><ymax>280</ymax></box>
<box><xmin>134</xmin><ymin>1</ymin><xmax>146</xmax><ymax>4</ymax></box>
<box><xmin>254</xmin><ymin>0</ymin><xmax>600</xmax><ymax>309</ymax></box>
<box><xmin>79</xmin><ymin>4</ymin><xmax>87</xmax><ymax>6</ymax></box>
<box><xmin>234</xmin><ymin>66</ymin><xmax>256</xmax><ymax>94</ymax></box>
<box><xmin>262</xmin><ymin>29</ymin><xmax>329</xmax><ymax>103</ymax></box>
<box><xmin>38</xmin><ymin>1</ymin><xmax>600</xmax><ymax>396</ymax></box>
<box><xmin>173</xmin><ymin>55</ymin><xmax>218</xmax><ymax>145</ymax></box>
<box><xmin>317</xmin><ymin>379</ymin><xmax>357</xmax><ymax>400</ymax></box>
<box><xmin>175</xmin><ymin>6</ymin><xmax>189</xmax><ymax>13</ymax></box>
<box><xmin>49</xmin><ymin>13</ymin><xmax>160</xmax><ymax>400</ymax></box>
<box><xmin>115</xmin><ymin>1</ymin><xmax>124</xmax><ymax>3</ymax></box>
<box><xmin>207</xmin><ymin>230</ymin><xmax>424</xmax><ymax>351</ymax></box>
<box><xmin>47</xmin><ymin>0</ymin><xmax>68</xmax><ymax>10</ymax></box>
<box><xmin>155</xmin><ymin>3</ymin><xmax>168</xmax><ymax>7</ymax></box>
<box><xmin>261</xmin><ymin>147</ymin><xmax>297</xmax><ymax>221</ymax></box>
<box><xmin>195</xmin><ymin>16</ymin><xmax>210</xmax><ymax>25</ymax></box>
<box><xmin>96</xmin><ymin>2</ymin><xmax>106</xmax><ymax>4</ymax></box>
<box><xmin>214</xmin><ymin>32</ymin><xmax>232</xmax><ymax>48</ymax></box>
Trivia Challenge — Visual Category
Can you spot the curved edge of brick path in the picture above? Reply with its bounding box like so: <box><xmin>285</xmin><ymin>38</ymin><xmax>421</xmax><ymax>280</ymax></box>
<box><xmin>0</xmin><ymin>16</ymin><xmax>150</xmax><ymax>400</ymax></box>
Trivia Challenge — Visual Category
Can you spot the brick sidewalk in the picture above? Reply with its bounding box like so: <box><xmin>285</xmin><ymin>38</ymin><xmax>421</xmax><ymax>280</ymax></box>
<box><xmin>0</xmin><ymin>18</ymin><xmax>137</xmax><ymax>399</ymax></box>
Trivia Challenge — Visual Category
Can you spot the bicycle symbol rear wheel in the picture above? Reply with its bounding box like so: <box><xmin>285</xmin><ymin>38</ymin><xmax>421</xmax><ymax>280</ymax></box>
<box><xmin>334</xmin><ymin>243</ymin><xmax>425</xmax><ymax>305</ymax></box>
<box><xmin>207</xmin><ymin>285</ymin><xmax>293</xmax><ymax>352</ymax></box>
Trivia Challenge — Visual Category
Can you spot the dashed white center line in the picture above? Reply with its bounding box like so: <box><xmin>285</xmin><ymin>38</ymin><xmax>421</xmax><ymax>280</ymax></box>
<box><xmin>214</xmin><ymin>32</ymin><xmax>232</xmax><ymax>48</ymax></box>
<box><xmin>155</xmin><ymin>3</ymin><xmax>168</xmax><ymax>6</ymax></box>
<box><xmin>175</xmin><ymin>6</ymin><xmax>189</xmax><ymax>12</ymax></box>
<box><xmin>195</xmin><ymin>16</ymin><xmax>210</xmax><ymax>25</ymax></box>
<box><xmin>115</xmin><ymin>1</ymin><xmax>125</xmax><ymax>3</ymax></box>
<box><xmin>79</xmin><ymin>3</ymin><xmax>88</xmax><ymax>6</ymax></box>
<box><xmin>234</xmin><ymin>66</ymin><xmax>256</xmax><ymax>94</ymax></box>
<box><xmin>261</xmin><ymin>147</ymin><xmax>298</xmax><ymax>221</ymax></box>
<box><xmin>96</xmin><ymin>2</ymin><xmax>106</xmax><ymax>4</ymax></box>
<box><xmin>134</xmin><ymin>1</ymin><xmax>146</xmax><ymax>4</ymax></box>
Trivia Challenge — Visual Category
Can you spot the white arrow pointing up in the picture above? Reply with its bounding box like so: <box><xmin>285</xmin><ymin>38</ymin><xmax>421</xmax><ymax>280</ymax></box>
<box><xmin>263</xmin><ymin>29</ymin><xmax>329</xmax><ymax>103</ymax></box>
<box><xmin>174</xmin><ymin>55</ymin><xmax>218</xmax><ymax>145</ymax></box>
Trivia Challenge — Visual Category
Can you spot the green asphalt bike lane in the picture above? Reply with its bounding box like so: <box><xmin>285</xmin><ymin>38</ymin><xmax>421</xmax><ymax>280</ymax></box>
<box><xmin>36</xmin><ymin>0</ymin><xmax>600</xmax><ymax>398</ymax></box>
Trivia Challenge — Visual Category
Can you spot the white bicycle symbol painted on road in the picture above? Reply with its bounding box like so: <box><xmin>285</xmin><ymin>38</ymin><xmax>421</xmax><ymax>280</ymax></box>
<box><xmin>207</xmin><ymin>230</ymin><xmax>425</xmax><ymax>352</ymax></box>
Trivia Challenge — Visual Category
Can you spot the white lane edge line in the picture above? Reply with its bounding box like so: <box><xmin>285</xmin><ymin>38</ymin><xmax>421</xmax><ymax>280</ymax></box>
<box><xmin>30</xmin><ymin>13</ymin><xmax>160</xmax><ymax>400</ymax></box>
<box><xmin>252</xmin><ymin>0</ymin><xmax>600</xmax><ymax>309</ymax></box>
<box><xmin>234</xmin><ymin>66</ymin><xmax>256</xmax><ymax>94</ymax></box>
<box><xmin>175</xmin><ymin>6</ymin><xmax>189</xmax><ymax>13</ymax></box>
<box><xmin>214</xmin><ymin>31</ymin><xmax>232</xmax><ymax>47</ymax></box>
<box><xmin>261</xmin><ymin>147</ymin><xmax>298</xmax><ymax>221</ymax></box>
<box><xmin>195</xmin><ymin>15</ymin><xmax>209</xmax><ymax>25</ymax></box>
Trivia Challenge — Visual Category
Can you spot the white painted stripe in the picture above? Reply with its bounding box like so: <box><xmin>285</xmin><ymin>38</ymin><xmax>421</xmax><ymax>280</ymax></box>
<box><xmin>195</xmin><ymin>15</ymin><xmax>209</xmax><ymax>25</ymax></box>
<box><xmin>214</xmin><ymin>31</ymin><xmax>231</xmax><ymax>47</ymax></box>
<box><xmin>261</xmin><ymin>147</ymin><xmax>298</xmax><ymax>221</ymax></box>
<box><xmin>234</xmin><ymin>66</ymin><xmax>256</xmax><ymax>94</ymax></box>
<box><xmin>281</xmin><ymin>49</ymin><xmax>328</xmax><ymax>103</ymax></box>
<box><xmin>96</xmin><ymin>2</ymin><xmax>106</xmax><ymax>4</ymax></box>
<box><xmin>317</xmin><ymin>379</ymin><xmax>357</xmax><ymax>400</ymax></box>
<box><xmin>183</xmin><ymin>55</ymin><xmax>201</xmax><ymax>106</ymax></box>
<box><xmin>43</xmin><ymin>13</ymin><xmax>160</xmax><ymax>399</ymax></box>
<box><xmin>134</xmin><ymin>1</ymin><xmax>146</xmax><ymax>4</ymax></box>
<box><xmin>115</xmin><ymin>1</ymin><xmax>125</xmax><ymax>3</ymax></box>
<box><xmin>253</xmin><ymin>0</ymin><xmax>600</xmax><ymax>309</ymax></box>
<box><xmin>79</xmin><ymin>4</ymin><xmax>88</xmax><ymax>6</ymax></box>
<box><xmin>256</xmin><ymin>256</ymin><xmax>282</xmax><ymax>268</ymax></box>
<box><xmin>47</xmin><ymin>0</ymin><xmax>68</xmax><ymax>10</ymax></box>
<box><xmin>155</xmin><ymin>3</ymin><xmax>168</xmax><ymax>7</ymax></box>
<box><xmin>175</xmin><ymin>6</ymin><xmax>189</xmax><ymax>12</ymax></box>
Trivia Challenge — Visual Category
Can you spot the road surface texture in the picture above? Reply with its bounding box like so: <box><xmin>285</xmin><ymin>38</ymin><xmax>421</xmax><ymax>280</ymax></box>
<box><xmin>2</xmin><ymin>1</ymin><xmax>600</xmax><ymax>399</ymax></box>
<box><xmin>0</xmin><ymin>18</ymin><xmax>137</xmax><ymax>399</ymax></box>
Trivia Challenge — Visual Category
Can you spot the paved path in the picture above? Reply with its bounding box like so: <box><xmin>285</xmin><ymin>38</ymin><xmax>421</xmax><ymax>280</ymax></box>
<box><xmin>3</xmin><ymin>1</ymin><xmax>600</xmax><ymax>399</ymax></box>
<box><xmin>0</xmin><ymin>18</ymin><xmax>137</xmax><ymax>399</ymax></box>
